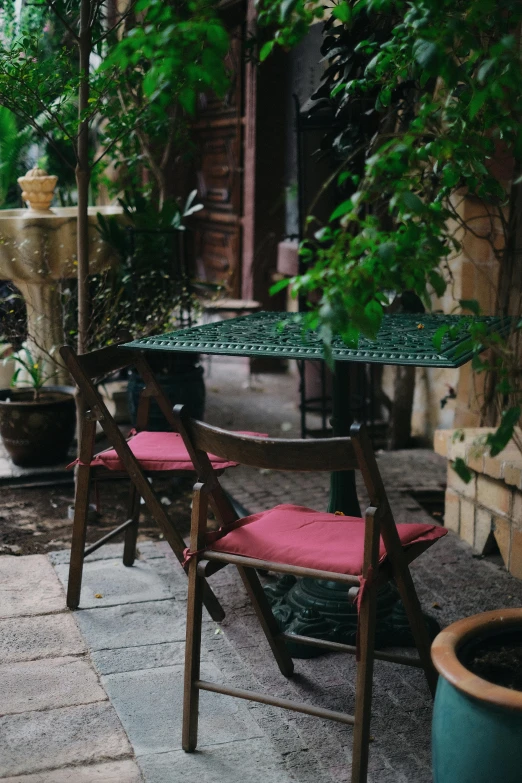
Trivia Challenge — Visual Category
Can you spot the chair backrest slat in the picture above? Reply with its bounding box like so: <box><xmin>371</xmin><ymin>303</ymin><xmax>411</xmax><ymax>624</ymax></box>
<box><xmin>61</xmin><ymin>343</ymin><xmax>137</xmax><ymax>380</ymax></box>
<box><xmin>60</xmin><ymin>341</ymin><xmax>179</xmax><ymax>438</ymax></box>
<box><xmin>177</xmin><ymin>413</ymin><xmax>358</xmax><ymax>472</ymax></box>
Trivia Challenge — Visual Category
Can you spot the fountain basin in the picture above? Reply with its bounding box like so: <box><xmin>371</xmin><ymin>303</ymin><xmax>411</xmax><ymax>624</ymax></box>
<box><xmin>0</xmin><ymin>206</ymin><xmax>122</xmax><ymax>281</ymax></box>
<box><xmin>0</xmin><ymin>205</ymin><xmax>124</xmax><ymax>383</ymax></box>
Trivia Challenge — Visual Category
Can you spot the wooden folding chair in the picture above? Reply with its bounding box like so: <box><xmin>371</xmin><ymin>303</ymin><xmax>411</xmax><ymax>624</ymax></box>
<box><xmin>173</xmin><ymin>404</ymin><xmax>448</xmax><ymax>783</ymax></box>
<box><xmin>59</xmin><ymin>339</ymin><xmax>231</xmax><ymax>621</ymax></box>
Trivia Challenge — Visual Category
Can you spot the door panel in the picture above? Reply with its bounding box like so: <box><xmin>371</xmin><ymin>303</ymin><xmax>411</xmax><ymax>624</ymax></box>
<box><xmin>191</xmin><ymin>11</ymin><xmax>244</xmax><ymax>296</ymax></box>
<box><xmin>194</xmin><ymin>222</ymin><xmax>241</xmax><ymax>292</ymax></box>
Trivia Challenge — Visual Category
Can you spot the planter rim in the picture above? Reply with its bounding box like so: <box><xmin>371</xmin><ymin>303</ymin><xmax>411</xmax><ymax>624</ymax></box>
<box><xmin>0</xmin><ymin>387</ymin><xmax>75</xmax><ymax>407</ymax></box>
<box><xmin>431</xmin><ymin>608</ymin><xmax>522</xmax><ymax>710</ymax></box>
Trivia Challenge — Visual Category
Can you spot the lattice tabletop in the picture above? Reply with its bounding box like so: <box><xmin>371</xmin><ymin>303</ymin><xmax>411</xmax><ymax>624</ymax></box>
<box><xmin>123</xmin><ymin>311</ymin><xmax>510</xmax><ymax>368</ymax></box>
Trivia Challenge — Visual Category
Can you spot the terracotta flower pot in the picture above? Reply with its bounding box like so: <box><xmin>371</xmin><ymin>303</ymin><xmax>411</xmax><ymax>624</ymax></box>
<box><xmin>0</xmin><ymin>386</ymin><xmax>75</xmax><ymax>467</ymax></box>
<box><xmin>431</xmin><ymin>608</ymin><xmax>522</xmax><ymax>783</ymax></box>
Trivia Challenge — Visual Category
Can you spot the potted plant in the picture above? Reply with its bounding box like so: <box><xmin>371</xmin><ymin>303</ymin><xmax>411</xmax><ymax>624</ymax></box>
<box><xmin>431</xmin><ymin>608</ymin><xmax>522</xmax><ymax>783</ymax></box>
<box><xmin>0</xmin><ymin>347</ymin><xmax>75</xmax><ymax>466</ymax></box>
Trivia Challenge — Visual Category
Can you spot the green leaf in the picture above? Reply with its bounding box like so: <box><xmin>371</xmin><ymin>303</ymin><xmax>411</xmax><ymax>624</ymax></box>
<box><xmin>332</xmin><ymin>3</ymin><xmax>352</xmax><ymax>23</ymax></box>
<box><xmin>429</xmin><ymin>271</ymin><xmax>446</xmax><ymax>297</ymax></box>
<box><xmin>452</xmin><ymin>457</ymin><xmax>473</xmax><ymax>484</ymax></box>
<box><xmin>260</xmin><ymin>40</ymin><xmax>275</xmax><ymax>61</ymax></box>
<box><xmin>433</xmin><ymin>324</ymin><xmax>450</xmax><ymax>351</ymax></box>
<box><xmin>401</xmin><ymin>191</ymin><xmax>423</xmax><ymax>213</ymax></box>
<box><xmin>329</xmin><ymin>199</ymin><xmax>353</xmax><ymax>221</ymax></box>
<box><xmin>486</xmin><ymin>407</ymin><xmax>521</xmax><ymax>457</ymax></box>
<box><xmin>477</xmin><ymin>59</ymin><xmax>495</xmax><ymax>84</ymax></box>
<box><xmin>413</xmin><ymin>39</ymin><xmax>439</xmax><ymax>70</ymax></box>
<box><xmin>280</xmin><ymin>0</ymin><xmax>298</xmax><ymax>22</ymax></box>
<box><xmin>270</xmin><ymin>277</ymin><xmax>290</xmax><ymax>295</ymax></box>
<box><xmin>471</xmin><ymin>354</ymin><xmax>486</xmax><ymax>371</ymax></box>
<box><xmin>442</xmin><ymin>165</ymin><xmax>461</xmax><ymax>188</ymax></box>
<box><xmin>459</xmin><ymin>299</ymin><xmax>481</xmax><ymax>315</ymax></box>
<box><xmin>469</xmin><ymin>90</ymin><xmax>488</xmax><ymax>119</ymax></box>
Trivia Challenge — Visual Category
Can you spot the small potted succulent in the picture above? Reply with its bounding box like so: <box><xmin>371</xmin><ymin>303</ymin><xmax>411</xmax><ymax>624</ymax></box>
<box><xmin>431</xmin><ymin>608</ymin><xmax>522</xmax><ymax>783</ymax></box>
<box><xmin>0</xmin><ymin>346</ymin><xmax>75</xmax><ymax>466</ymax></box>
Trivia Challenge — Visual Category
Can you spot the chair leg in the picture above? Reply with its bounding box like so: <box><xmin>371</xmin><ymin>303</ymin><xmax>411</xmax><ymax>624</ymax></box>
<box><xmin>67</xmin><ymin>463</ymin><xmax>92</xmax><ymax>610</ymax></box>
<box><xmin>393</xmin><ymin>567</ymin><xmax>438</xmax><ymax>697</ymax></box>
<box><xmin>183</xmin><ymin>561</ymin><xmax>204</xmax><ymax>752</ymax></box>
<box><xmin>351</xmin><ymin>581</ymin><xmax>378</xmax><ymax>783</ymax></box>
<box><xmin>123</xmin><ymin>483</ymin><xmax>140</xmax><ymax>567</ymax></box>
<box><xmin>237</xmin><ymin>566</ymin><xmax>294</xmax><ymax>678</ymax></box>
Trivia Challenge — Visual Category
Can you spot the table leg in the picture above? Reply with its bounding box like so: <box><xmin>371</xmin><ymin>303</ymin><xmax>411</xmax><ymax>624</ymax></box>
<box><xmin>327</xmin><ymin>360</ymin><xmax>360</xmax><ymax>516</ymax></box>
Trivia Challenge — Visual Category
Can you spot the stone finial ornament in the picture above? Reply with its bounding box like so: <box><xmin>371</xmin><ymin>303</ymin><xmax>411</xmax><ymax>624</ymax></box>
<box><xmin>17</xmin><ymin>166</ymin><xmax>58</xmax><ymax>212</ymax></box>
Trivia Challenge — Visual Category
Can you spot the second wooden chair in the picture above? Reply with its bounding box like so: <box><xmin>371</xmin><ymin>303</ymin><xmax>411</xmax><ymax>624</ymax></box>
<box><xmin>61</xmin><ymin>339</ymin><xmax>241</xmax><ymax>619</ymax></box>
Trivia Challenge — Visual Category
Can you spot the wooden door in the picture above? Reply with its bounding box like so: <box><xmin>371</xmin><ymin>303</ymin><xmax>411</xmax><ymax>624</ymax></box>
<box><xmin>190</xmin><ymin>2</ymin><xmax>245</xmax><ymax>296</ymax></box>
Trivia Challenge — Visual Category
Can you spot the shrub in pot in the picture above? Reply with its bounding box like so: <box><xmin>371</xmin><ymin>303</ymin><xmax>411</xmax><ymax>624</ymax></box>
<box><xmin>431</xmin><ymin>608</ymin><xmax>522</xmax><ymax>783</ymax></box>
<box><xmin>0</xmin><ymin>347</ymin><xmax>75</xmax><ymax>467</ymax></box>
<box><xmin>96</xmin><ymin>192</ymin><xmax>212</xmax><ymax>430</ymax></box>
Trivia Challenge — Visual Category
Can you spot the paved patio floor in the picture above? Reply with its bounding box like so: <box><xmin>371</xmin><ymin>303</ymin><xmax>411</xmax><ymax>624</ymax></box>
<box><xmin>1</xmin><ymin>358</ymin><xmax>522</xmax><ymax>782</ymax></box>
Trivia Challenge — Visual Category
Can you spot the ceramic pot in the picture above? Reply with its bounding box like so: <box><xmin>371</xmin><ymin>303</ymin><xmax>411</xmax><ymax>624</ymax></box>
<box><xmin>0</xmin><ymin>386</ymin><xmax>75</xmax><ymax>466</ymax></box>
<box><xmin>432</xmin><ymin>608</ymin><xmax>522</xmax><ymax>783</ymax></box>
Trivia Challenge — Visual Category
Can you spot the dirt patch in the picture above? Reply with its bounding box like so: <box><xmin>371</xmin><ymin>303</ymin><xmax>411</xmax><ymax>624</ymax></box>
<box><xmin>0</xmin><ymin>477</ymin><xmax>193</xmax><ymax>556</ymax></box>
<box><xmin>465</xmin><ymin>631</ymin><xmax>522</xmax><ymax>691</ymax></box>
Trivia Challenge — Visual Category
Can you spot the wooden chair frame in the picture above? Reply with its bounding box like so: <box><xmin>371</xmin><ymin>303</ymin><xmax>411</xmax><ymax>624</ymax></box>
<box><xmin>173</xmin><ymin>404</ymin><xmax>440</xmax><ymax>783</ymax></box>
<box><xmin>59</xmin><ymin>339</ymin><xmax>224</xmax><ymax>622</ymax></box>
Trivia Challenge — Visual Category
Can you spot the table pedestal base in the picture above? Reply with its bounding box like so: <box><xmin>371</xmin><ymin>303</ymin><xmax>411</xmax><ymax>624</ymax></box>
<box><xmin>265</xmin><ymin>576</ymin><xmax>440</xmax><ymax>659</ymax></box>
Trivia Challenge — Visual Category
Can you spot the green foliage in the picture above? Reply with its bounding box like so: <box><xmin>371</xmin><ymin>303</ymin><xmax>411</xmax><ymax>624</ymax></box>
<box><xmin>5</xmin><ymin>346</ymin><xmax>56</xmax><ymax>400</ymax></box>
<box><xmin>98</xmin><ymin>0</ymin><xmax>229</xmax><ymax>206</ymax></box>
<box><xmin>68</xmin><ymin>191</ymin><xmax>205</xmax><ymax>348</ymax></box>
<box><xmin>0</xmin><ymin>0</ymin><xmax>230</xmax><ymax>206</ymax></box>
<box><xmin>260</xmin><ymin>0</ymin><xmax>522</xmax><ymax>454</ymax></box>
<box><xmin>0</xmin><ymin>0</ymin><xmax>230</xmax><ymax>361</ymax></box>
<box><xmin>0</xmin><ymin>107</ymin><xmax>32</xmax><ymax>206</ymax></box>
<box><xmin>258</xmin><ymin>0</ymin><xmax>522</xmax><ymax>339</ymax></box>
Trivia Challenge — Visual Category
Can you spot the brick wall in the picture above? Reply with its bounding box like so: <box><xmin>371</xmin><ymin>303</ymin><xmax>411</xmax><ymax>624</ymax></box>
<box><xmin>435</xmin><ymin>428</ymin><xmax>522</xmax><ymax>579</ymax></box>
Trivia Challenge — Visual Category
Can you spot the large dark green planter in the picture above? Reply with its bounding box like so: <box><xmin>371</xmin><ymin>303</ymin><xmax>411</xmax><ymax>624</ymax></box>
<box><xmin>0</xmin><ymin>385</ymin><xmax>76</xmax><ymax>466</ymax></box>
<box><xmin>127</xmin><ymin>353</ymin><xmax>205</xmax><ymax>430</ymax></box>
<box><xmin>432</xmin><ymin>609</ymin><xmax>522</xmax><ymax>783</ymax></box>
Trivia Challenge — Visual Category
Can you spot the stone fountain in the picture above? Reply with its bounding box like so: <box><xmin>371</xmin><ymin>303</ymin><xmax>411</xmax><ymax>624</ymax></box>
<box><xmin>0</xmin><ymin>168</ymin><xmax>123</xmax><ymax>383</ymax></box>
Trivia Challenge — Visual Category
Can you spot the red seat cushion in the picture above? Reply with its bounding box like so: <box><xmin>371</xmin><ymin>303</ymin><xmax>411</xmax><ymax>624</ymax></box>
<box><xmin>89</xmin><ymin>430</ymin><xmax>264</xmax><ymax>472</ymax></box>
<box><xmin>209</xmin><ymin>504</ymin><xmax>447</xmax><ymax>576</ymax></box>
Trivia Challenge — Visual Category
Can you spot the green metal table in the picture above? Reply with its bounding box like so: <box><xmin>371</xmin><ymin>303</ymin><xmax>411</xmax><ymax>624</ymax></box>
<box><xmin>124</xmin><ymin>311</ymin><xmax>509</xmax><ymax>654</ymax></box>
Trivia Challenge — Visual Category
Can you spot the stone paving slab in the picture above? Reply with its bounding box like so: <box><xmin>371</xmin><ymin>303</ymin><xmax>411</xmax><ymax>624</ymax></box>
<box><xmin>0</xmin><ymin>702</ymin><xmax>132</xmax><ymax>778</ymax></box>
<box><xmin>49</xmin><ymin>543</ymin><xmax>128</xmax><ymax>565</ymax></box>
<box><xmin>74</xmin><ymin>599</ymin><xmax>188</xmax><ymax>651</ymax></box>
<box><xmin>101</xmin><ymin>662</ymin><xmax>264</xmax><ymax>757</ymax></box>
<box><xmin>137</xmin><ymin>738</ymin><xmax>293</xmax><ymax>783</ymax></box>
<box><xmin>1</xmin><ymin>760</ymin><xmax>143</xmax><ymax>783</ymax></box>
<box><xmin>0</xmin><ymin>555</ymin><xmax>65</xmax><ymax>618</ymax></box>
<box><xmin>53</xmin><ymin>559</ymin><xmax>174</xmax><ymax>609</ymax></box>
<box><xmin>0</xmin><ymin>656</ymin><xmax>107</xmax><ymax>716</ymax></box>
<box><xmin>91</xmin><ymin>640</ymin><xmax>188</xmax><ymax>676</ymax></box>
<box><xmin>0</xmin><ymin>613</ymin><xmax>85</xmax><ymax>664</ymax></box>
<box><xmin>48</xmin><ymin>541</ymin><xmax>168</xmax><ymax>566</ymax></box>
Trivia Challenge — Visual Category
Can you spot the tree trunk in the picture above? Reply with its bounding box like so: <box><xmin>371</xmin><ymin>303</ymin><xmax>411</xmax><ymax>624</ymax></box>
<box><xmin>76</xmin><ymin>0</ymin><xmax>92</xmax><ymax>355</ymax></box>
<box><xmin>74</xmin><ymin>0</ymin><xmax>92</xmax><ymax>462</ymax></box>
